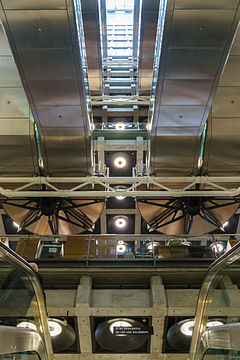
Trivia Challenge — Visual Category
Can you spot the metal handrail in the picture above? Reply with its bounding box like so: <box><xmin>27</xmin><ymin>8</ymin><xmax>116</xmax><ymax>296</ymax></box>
<box><xmin>189</xmin><ymin>241</ymin><xmax>240</xmax><ymax>360</ymax></box>
<box><xmin>0</xmin><ymin>241</ymin><xmax>54</xmax><ymax>360</ymax></box>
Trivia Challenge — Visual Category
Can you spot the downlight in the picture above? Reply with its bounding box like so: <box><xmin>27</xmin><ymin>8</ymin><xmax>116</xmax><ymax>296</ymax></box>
<box><xmin>114</xmin><ymin>157</ymin><xmax>127</xmax><ymax>168</ymax></box>
<box><xmin>17</xmin><ymin>321</ymin><xmax>37</xmax><ymax>331</ymax></box>
<box><xmin>115</xmin><ymin>217</ymin><xmax>127</xmax><ymax>228</ymax></box>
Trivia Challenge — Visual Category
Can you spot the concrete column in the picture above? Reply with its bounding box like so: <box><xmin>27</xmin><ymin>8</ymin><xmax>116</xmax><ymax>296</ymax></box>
<box><xmin>150</xmin><ymin>276</ymin><xmax>167</xmax><ymax>355</ymax></box>
<box><xmin>75</xmin><ymin>276</ymin><xmax>93</xmax><ymax>354</ymax></box>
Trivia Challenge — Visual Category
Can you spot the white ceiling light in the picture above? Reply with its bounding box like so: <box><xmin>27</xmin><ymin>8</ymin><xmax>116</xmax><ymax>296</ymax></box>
<box><xmin>113</xmin><ymin>156</ymin><xmax>127</xmax><ymax>168</ymax></box>
<box><xmin>13</xmin><ymin>221</ymin><xmax>19</xmax><ymax>229</ymax></box>
<box><xmin>180</xmin><ymin>319</ymin><xmax>223</xmax><ymax>337</ymax></box>
<box><xmin>114</xmin><ymin>185</ymin><xmax>126</xmax><ymax>200</ymax></box>
<box><xmin>117</xmin><ymin>244</ymin><xmax>127</xmax><ymax>253</ymax></box>
<box><xmin>115</xmin><ymin>122</ymin><xmax>126</xmax><ymax>130</ymax></box>
<box><xmin>210</xmin><ymin>242</ymin><xmax>224</xmax><ymax>254</ymax></box>
<box><xmin>17</xmin><ymin>321</ymin><xmax>37</xmax><ymax>331</ymax></box>
<box><xmin>48</xmin><ymin>319</ymin><xmax>62</xmax><ymax>337</ymax></box>
<box><xmin>109</xmin><ymin>320</ymin><xmax>132</xmax><ymax>336</ymax></box>
<box><xmin>115</xmin><ymin>217</ymin><xmax>127</xmax><ymax>228</ymax></box>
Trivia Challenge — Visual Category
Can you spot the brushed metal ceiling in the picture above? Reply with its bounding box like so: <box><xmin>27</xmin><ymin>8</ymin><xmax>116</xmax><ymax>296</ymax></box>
<box><xmin>203</xmin><ymin>24</ymin><xmax>240</xmax><ymax>176</ymax></box>
<box><xmin>0</xmin><ymin>0</ymin><xmax>92</xmax><ymax>177</ymax></box>
<box><xmin>138</xmin><ymin>0</ymin><xmax>160</xmax><ymax>96</ymax></box>
<box><xmin>82</xmin><ymin>0</ymin><xmax>102</xmax><ymax>95</ymax></box>
<box><xmin>150</xmin><ymin>1</ymin><xmax>240</xmax><ymax>176</ymax></box>
<box><xmin>0</xmin><ymin>23</ymin><xmax>38</xmax><ymax>176</ymax></box>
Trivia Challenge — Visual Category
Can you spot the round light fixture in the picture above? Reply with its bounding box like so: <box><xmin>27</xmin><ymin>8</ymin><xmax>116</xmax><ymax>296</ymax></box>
<box><xmin>207</xmin><ymin>320</ymin><xmax>223</xmax><ymax>328</ymax></box>
<box><xmin>113</xmin><ymin>157</ymin><xmax>127</xmax><ymax>168</ymax></box>
<box><xmin>115</xmin><ymin>123</ymin><xmax>126</xmax><ymax>131</ymax></box>
<box><xmin>114</xmin><ymin>186</ymin><xmax>127</xmax><ymax>200</ymax></box>
<box><xmin>210</xmin><ymin>242</ymin><xmax>224</xmax><ymax>256</ymax></box>
<box><xmin>109</xmin><ymin>320</ymin><xmax>132</xmax><ymax>336</ymax></box>
<box><xmin>48</xmin><ymin>319</ymin><xmax>63</xmax><ymax>336</ymax></box>
<box><xmin>115</xmin><ymin>217</ymin><xmax>127</xmax><ymax>228</ymax></box>
<box><xmin>17</xmin><ymin>321</ymin><xmax>37</xmax><ymax>331</ymax></box>
<box><xmin>179</xmin><ymin>320</ymin><xmax>195</xmax><ymax>336</ymax></box>
<box><xmin>117</xmin><ymin>244</ymin><xmax>127</xmax><ymax>253</ymax></box>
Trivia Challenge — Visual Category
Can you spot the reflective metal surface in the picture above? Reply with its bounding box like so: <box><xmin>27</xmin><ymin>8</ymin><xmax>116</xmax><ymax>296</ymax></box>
<box><xmin>0</xmin><ymin>326</ymin><xmax>46</xmax><ymax>359</ymax></box>
<box><xmin>0</xmin><ymin>0</ymin><xmax>92</xmax><ymax>176</ymax></box>
<box><xmin>0</xmin><ymin>22</ymin><xmax>38</xmax><ymax>176</ymax></box>
<box><xmin>150</xmin><ymin>1</ymin><xmax>240</xmax><ymax>177</ymax></box>
<box><xmin>203</xmin><ymin>23</ymin><xmax>240</xmax><ymax>175</ymax></box>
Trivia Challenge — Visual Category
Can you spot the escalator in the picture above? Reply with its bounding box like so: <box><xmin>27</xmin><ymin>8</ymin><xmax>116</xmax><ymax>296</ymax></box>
<box><xmin>0</xmin><ymin>241</ymin><xmax>53</xmax><ymax>360</ymax></box>
<box><xmin>189</xmin><ymin>242</ymin><xmax>240</xmax><ymax>360</ymax></box>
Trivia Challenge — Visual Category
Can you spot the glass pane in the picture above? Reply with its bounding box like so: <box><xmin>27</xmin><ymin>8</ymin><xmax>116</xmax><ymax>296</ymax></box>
<box><xmin>203</xmin><ymin>348</ymin><xmax>240</xmax><ymax>360</ymax></box>
<box><xmin>0</xmin><ymin>351</ymin><xmax>40</xmax><ymax>360</ymax></box>
<box><xmin>0</xmin><ymin>258</ymin><xmax>44</xmax><ymax>339</ymax></box>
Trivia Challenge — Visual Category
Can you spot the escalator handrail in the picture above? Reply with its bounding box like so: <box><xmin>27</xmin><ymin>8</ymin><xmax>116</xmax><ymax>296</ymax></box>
<box><xmin>0</xmin><ymin>241</ymin><xmax>54</xmax><ymax>360</ymax></box>
<box><xmin>189</xmin><ymin>241</ymin><xmax>240</xmax><ymax>360</ymax></box>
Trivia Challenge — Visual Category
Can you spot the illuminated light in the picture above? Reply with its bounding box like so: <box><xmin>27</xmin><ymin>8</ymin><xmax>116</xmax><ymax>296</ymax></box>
<box><xmin>207</xmin><ymin>320</ymin><xmax>224</xmax><ymax>328</ymax></box>
<box><xmin>47</xmin><ymin>319</ymin><xmax>62</xmax><ymax>337</ymax></box>
<box><xmin>180</xmin><ymin>320</ymin><xmax>195</xmax><ymax>336</ymax></box>
<box><xmin>211</xmin><ymin>242</ymin><xmax>224</xmax><ymax>254</ymax></box>
<box><xmin>109</xmin><ymin>320</ymin><xmax>132</xmax><ymax>336</ymax></box>
<box><xmin>113</xmin><ymin>157</ymin><xmax>127</xmax><ymax>168</ymax></box>
<box><xmin>115</xmin><ymin>217</ymin><xmax>127</xmax><ymax>228</ymax></box>
<box><xmin>118</xmin><ymin>240</ymin><xmax>124</xmax><ymax>245</ymax></box>
<box><xmin>223</xmin><ymin>221</ymin><xmax>229</xmax><ymax>228</ymax></box>
<box><xmin>147</xmin><ymin>242</ymin><xmax>158</xmax><ymax>250</ymax></box>
<box><xmin>13</xmin><ymin>222</ymin><xmax>19</xmax><ymax>228</ymax></box>
<box><xmin>116</xmin><ymin>194</ymin><xmax>126</xmax><ymax>200</ymax></box>
<box><xmin>115</xmin><ymin>122</ymin><xmax>126</xmax><ymax>131</ymax></box>
<box><xmin>117</xmin><ymin>244</ymin><xmax>127</xmax><ymax>253</ymax></box>
<box><xmin>17</xmin><ymin>321</ymin><xmax>37</xmax><ymax>331</ymax></box>
<box><xmin>180</xmin><ymin>319</ymin><xmax>224</xmax><ymax>337</ymax></box>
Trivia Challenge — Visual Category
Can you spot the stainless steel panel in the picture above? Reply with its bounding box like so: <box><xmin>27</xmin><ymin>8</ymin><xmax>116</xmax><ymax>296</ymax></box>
<box><xmin>36</xmin><ymin>105</ymin><xmax>84</xmax><ymax>127</ymax></box>
<box><xmin>212</xmin><ymin>86</ymin><xmax>240</xmax><ymax>117</ymax></box>
<box><xmin>2</xmin><ymin>0</ymin><xmax>66</xmax><ymax>9</ymax></box>
<box><xmin>0</xmin><ymin>119</ymin><xmax>38</xmax><ymax>176</ymax></box>
<box><xmin>0</xmin><ymin>87</ymin><xmax>29</xmax><ymax>117</ymax></box>
<box><xmin>5</xmin><ymin>10</ymin><xmax>71</xmax><ymax>48</ymax></box>
<box><xmin>165</xmin><ymin>49</ymin><xmax>222</xmax><ymax>80</ymax></box>
<box><xmin>0</xmin><ymin>26</ymin><xmax>11</xmax><ymax>55</ymax></box>
<box><xmin>151</xmin><ymin>135</ymin><xmax>200</xmax><ymax>175</ymax></box>
<box><xmin>203</xmin><ymin>117</ymin><xmax>240</xmax><ymax>175</ymax></box>
<box><xmin>0</xmin><ymin>56</ymin><xmax>21</xmax><ymax>86</ymax></box>
<box><xmin>28</xmin><ymin>79</ymin><xmax>81</xmax><ymax>106</ymax></box>
<box><xmin>18</xmin><ymin>49</ymin><xmax>77</xmax><ymax>80</ymax></box>
<box><xmin>175</xmin><ymin>0</ymin><xmax>239</xmax><ymax>9</ymax></box>
<box><xmin>156</xmin><ymin>106</ymin><xmax>206</xmax><ymax>129</ymax></box>
<box><xmin>219</xmin><ymin>55</ymin><xmax>240</xmax><ymax>86</ymax></box>
<box><xmin>43</xmin><ymin>136</ymin><xmax>90</xmax><ymax>176</ymax></box>
<box><xmin>161</xmin><ymin>80</ymin><xmax>213</xmax><ymax>105</ymax></box>
<box><xmin>170</xmin><ymin>10</ymin><xmax>235</xmax><ymax>48</ymax></box>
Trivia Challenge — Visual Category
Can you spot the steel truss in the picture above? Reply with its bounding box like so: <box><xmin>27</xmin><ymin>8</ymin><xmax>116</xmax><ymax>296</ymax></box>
<box><xmin>0</xmin><ymin>176</ymin><xmax>239</xmax><ymax>198</ymax></box>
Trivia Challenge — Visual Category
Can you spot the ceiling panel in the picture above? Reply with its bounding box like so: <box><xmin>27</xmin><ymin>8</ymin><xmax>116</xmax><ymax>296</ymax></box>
<box><xmin>170</xmin><ymin>10</ymin><xmax>235</xmax><ymax>48</ymax></box>
<box><xmin>161</xmin><ymin>80</ymin><xmax>213</xmax><ymax>105</ymax></box>
<box><xmin>35</xmin><ymin>105</ymin><xmax>84</xmax><ymax>127</ymax></box>
<box><xmin>165</xmin><ymin>49</ymin><xmax>222</xmax><ymax>80</ymax></box>
<box><xmin>2</xmin><ymin>0</ymin><xmax>66</xmax><ymax>9</ymax></box>
<box><xmin>5</xmin><ymin>10</ymin><xmax>71</xmax><ymax>48</ymax></box>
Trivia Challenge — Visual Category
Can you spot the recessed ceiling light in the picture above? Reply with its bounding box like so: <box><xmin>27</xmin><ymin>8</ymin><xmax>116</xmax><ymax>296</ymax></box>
<box><xmin>115</xmin><ymin>217</ymin><xmax>127</xmax><ymax>228</ymax></box>
<box><xmin>109</xmin><ymin>320</ymin><xmax>132</xmax><ymax>336</ymax></box>
<box><xmin>223</xmin><ymin>221</ymin><xmax>229</xmax><ymax>228</ymax></box>
<box><xmin>115</xmin><ymin>122</ymin><xmax>126</xmax><ymax>130</ymax></box>
<box><xmin>117</xmin><ymin>244</ymin><xmax>127</xmax><ymax>253</ymax></box>
<box><xmin>17</xmin><ymin>321</ymin><xmax>37</xmax><ymax>331</ymax></box>
<box><xmin>114</xmin><ymin>156</ymin><xmax>127</xmax><ymax>168</ymax></box>
<box><xmin>48</xmin><ymin>319</ymin><xmax>63</xmax><ymax>337</ymax></box>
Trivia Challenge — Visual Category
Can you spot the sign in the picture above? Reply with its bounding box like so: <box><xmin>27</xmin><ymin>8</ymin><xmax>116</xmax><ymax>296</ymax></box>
<box><xmin>113</xmin><ymin>326</ymin><xmax>154</xmax><ymax>335</ymax></box>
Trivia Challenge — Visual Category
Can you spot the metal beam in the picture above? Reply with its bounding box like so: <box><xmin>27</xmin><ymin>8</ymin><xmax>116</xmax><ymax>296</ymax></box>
<box><xmin>0</xmin><ymin>176</ymin><xmax>239</xmax><ymax>198</ymax></box>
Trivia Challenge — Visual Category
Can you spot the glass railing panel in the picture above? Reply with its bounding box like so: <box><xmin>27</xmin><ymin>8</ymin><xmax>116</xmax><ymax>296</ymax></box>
<box><xmin>0</xmin><ymin>351</ymin><xmax>40</xmax><ymax>360</ymax></box>
<box><xmin>203</xmin><ymin>349</ymin><xmax>240</xmax><ymax>360</ymax></box>
<box><xmin>189</xmin><ymin>243</ymin><xmax>240</xmax><ymax>360</ymax></box>
<box><xmin>0</xmin><ymin>243</ymin><xmax>53</xmax><ymax>360</ymax></box>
